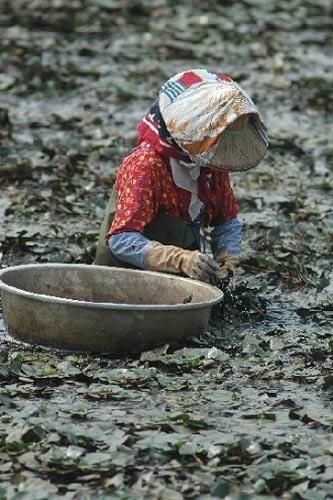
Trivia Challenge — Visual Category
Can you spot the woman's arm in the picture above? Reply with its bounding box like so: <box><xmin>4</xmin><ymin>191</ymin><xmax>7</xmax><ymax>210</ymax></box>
<box><xmin>210</xmin><ymin>216</ymin><xmax>242</xmax><ymax>258</ymax></box>
<box><xmin>108</xmin><ymin>231</ymin><xmax>152</xmax><ymax>269</ymax></box>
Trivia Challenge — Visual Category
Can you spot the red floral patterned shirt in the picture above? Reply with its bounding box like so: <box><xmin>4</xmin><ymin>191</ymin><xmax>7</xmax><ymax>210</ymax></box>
<box><xmin>108</xmin><ymin>142</ymin><xmax>239</xmax><ymax>236</ymax></box>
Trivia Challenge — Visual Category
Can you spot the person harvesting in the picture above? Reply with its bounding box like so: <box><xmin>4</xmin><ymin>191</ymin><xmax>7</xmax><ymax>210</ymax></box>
<box><xmin>95</xmin><ymin>69</ymin><xmax>268</xmax><ymax>283</ymax></box>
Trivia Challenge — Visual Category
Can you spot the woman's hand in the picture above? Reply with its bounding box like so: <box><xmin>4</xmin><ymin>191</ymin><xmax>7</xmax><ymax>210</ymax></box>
<box><xmin>216</xmin><ymin>250</ymin><xmax>238</xmax><ymax>279</ymax></box>
<box><xmin>145</xmin><ymin>242</ymin><xmax>220</xmax><ymax>283</ymax></box>
<box><xmin>182</xmin><ymin>251</ymin><xmax>221</xmax><ymax>282</ymax></box>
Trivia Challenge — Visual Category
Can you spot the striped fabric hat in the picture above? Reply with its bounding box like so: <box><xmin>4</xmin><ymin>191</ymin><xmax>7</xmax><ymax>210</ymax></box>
<box><xmin>159</xmin><ymin>69</ymin><xmax>268</xmax><ymax>171</ymax></box>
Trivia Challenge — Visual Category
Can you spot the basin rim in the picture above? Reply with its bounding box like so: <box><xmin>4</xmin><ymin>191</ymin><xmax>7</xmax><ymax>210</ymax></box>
<box><xmin>0</xmin><ymin>263</ymin><xmax>224</xmax><ymax>311</ymax></box>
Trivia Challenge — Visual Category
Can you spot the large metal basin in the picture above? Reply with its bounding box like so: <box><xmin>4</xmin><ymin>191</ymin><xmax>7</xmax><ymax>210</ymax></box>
<box><xmin>0</xmin><ymin>264</ymin><xmax>223</xmax><ymax>354</ymax></box>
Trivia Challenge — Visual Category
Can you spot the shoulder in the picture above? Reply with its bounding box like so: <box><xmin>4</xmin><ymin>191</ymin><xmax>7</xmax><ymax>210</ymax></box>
<box><xmin>115</xmin><ymin>143</ymin><xmax>169</xmax><ymax>190</ymax></box>
<box><xmin>121</xmin><ymin>142</ymin><xmax>168</xmax><ymax>173</ymax></box>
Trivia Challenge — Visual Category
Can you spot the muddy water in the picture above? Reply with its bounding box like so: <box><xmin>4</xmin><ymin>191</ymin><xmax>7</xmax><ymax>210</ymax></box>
<box><xmin>1</xmin><ymin>0</ymin><xmax>333</xmax><ymax>496</ymax></box>
<box><xmin>1</xmin><ymin>282</ymin><xmax>332</xmax><ymax>498</ymax></box>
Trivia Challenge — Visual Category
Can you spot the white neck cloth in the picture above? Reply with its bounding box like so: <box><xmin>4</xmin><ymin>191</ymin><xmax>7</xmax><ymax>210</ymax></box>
<box><xmin>170</xmin><ymin>158</ymin><xmax>204</xmax><ymax>221</ymax></box>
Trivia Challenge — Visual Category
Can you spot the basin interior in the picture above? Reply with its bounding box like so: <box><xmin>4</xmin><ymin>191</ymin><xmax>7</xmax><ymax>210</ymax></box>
<box><xmin>0</xmin><ymin>265</ymin><xmax>221</xmax><ymax>306</ymax></box>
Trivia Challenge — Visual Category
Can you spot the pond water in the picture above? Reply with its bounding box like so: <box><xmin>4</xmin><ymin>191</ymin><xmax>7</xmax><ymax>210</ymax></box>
<box><xmin>1</xmin><ymin>293</ymin><xmax>332</xmax><ymax>497</ymax></box>
<box><xmin>1</xmin><ymin>0</ymin><xmax>332</xmax><ymax>496</ymax></box>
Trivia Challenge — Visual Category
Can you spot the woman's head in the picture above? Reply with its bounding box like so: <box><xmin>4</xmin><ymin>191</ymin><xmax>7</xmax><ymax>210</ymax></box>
<box><xmin>158</xmin><ymin>69</ymin><xmax>268</xmax><ymax>171</ymax></box>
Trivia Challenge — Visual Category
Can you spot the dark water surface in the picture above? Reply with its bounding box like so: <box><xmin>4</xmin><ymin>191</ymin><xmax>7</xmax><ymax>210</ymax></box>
<box><xmin>1</xmin><ymin>291</ymin><xmax>332</xmax><ymax>498</ymax></box>
<box><xmin>1</xmin><ymin>0</ymin><xmax>333</xmax><ymax>497</ymax></box>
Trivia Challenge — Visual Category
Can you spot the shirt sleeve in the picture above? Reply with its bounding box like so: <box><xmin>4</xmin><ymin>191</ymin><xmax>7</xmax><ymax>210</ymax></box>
<box><xmin>109</xmin><ymin>147</ymin><xmax>165</xmax><ymax>235</ymax></box>
<box><xmin>210</xmin><ymin>216</ymin><xmax>242</xmax><ymax>257</ymax></box>
<box><xmin>108</xmin><ymin>231</ymin><xmax>152</xmax><ymax>269</ymax></box>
